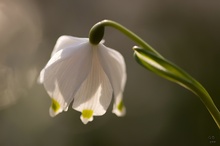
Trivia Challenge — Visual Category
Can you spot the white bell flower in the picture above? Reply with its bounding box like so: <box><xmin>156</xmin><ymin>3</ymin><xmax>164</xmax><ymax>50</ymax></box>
<box><xmin>39</xmin><ymin>35</ymin><xmax>127</xmax><ymax>124</ymax></box>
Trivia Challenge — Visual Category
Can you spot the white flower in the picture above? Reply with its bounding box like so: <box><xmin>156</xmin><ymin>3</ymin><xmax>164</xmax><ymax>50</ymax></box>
<box><xmin>39</xmin><ymin>35</ymin><xmax>127</xmax><ymax>124</ymax></box>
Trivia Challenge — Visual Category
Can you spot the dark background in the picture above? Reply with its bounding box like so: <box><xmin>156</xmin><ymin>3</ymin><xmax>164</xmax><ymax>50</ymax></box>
<box><xmin>0</xmin><ymin>0</ymin><xmax>219</xmax><ymax>145</ymax></box>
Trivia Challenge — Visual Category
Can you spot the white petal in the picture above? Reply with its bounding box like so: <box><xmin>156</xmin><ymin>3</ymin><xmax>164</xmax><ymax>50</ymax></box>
<box><xmin>72</xmin><ymin>46</ymin><xmax>113</xmax><ymax>123</ymax></box>
<box><xmin>51</xmin><ymin>36</ymin><xmax>88</xmax><ymax>57</ymax></box>
<box><xmin>38</xmin><ymin>36</ymin><xmax>94</xmax><ymax>84</ymax></box>
<box><xmin>80</xmin><ymin>109</ymin><xmax>94</xmax><ymax>124</ymax></box>
<box><xmin>39</xmin><ymin>40</ymin><xmax>90</xmax><ymax>83</ymax></box>
<box><xmin>38</xmin><ymin>68</ymin><xmax>45</xmax><ymax>84</ymax></box>
<box><xmin>112</xmin><ymin>93</ymin><xmax>126</xmax><ymax>116</ymax></box>
<box><xmin>97</xmin><ymin>44</ymin><xmax>127</xmax><ymax>116</ymax></box>
<box><xmin>41</xmin><ymin>42</ymin><xmax>92</xmax><ymax>116</ymax></box>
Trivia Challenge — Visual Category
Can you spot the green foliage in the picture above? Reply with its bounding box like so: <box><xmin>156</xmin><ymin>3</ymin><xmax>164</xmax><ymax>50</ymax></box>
<box><xmin>133</xmin><ymin>46</ymin><xmax>220</xmax><ymax>129</ymax></box>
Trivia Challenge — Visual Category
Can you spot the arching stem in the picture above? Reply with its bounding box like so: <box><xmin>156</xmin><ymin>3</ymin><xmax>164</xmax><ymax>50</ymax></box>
<box><xmin>89</xmin><ymin>19</ymin><xmax>220</xmax><ymax>129</ymax></box>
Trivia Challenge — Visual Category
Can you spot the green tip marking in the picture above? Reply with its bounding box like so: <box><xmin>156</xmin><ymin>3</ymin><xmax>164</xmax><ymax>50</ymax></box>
<box><xmin>82</xmin><ymin>109</ymin><xmax>93</xmax><ymax>119</ymax></box>
<box><xmin>117</xmin><ymin>100</ymin><xmax>124</xmax><ymax>111</ymax></box>
<box><xmin>51</xmin><ymin>98</ymin><xmax>60</xmax><ymax>112</ymax></box>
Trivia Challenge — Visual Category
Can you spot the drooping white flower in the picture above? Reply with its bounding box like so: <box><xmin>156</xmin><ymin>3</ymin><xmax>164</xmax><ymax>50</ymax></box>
<box><xmin>39</xmin><ymin>35</ymin><xmax>127</xmax><ymax>124</ymax></box>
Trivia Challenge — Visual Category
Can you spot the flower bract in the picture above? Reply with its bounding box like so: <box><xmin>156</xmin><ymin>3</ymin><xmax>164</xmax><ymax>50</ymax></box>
<box><xmin>39</xmin><ymin>36</ymin><xmax>127</xmax><ymax>124</ymax></box>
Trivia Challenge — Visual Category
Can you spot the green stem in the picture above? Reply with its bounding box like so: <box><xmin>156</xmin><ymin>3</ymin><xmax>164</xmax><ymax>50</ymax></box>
<box><xmin>193</xmin><ymin>83</ymin><xmax>220</xmax><ymax>129</ymax></box>
<box><xmin>89</xmin><ymin>20</ymin><xmax>163</xmax><ymax>58</ymax></box>
<box><xmin>176</xmin><ymin>71</ymin><xmax>220</xmax><ymax>129</ymax></box>
<box><xmin>134</xmin><ymin>47</ymin><xmax>220</xmax><ymax>129</ymax></box>
<box><xmin>89</xmin><ymin>19</ymin><xmax>220</xmax><ymax>129</ymax></box>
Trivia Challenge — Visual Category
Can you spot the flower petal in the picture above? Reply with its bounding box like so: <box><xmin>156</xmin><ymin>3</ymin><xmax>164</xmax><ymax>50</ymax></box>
<box><xmin>72</xmin><ymin>47</ymin><xmax>113</xmax><ymax>124</ymax></box>
<box><xmin>97</xmin><ymin>44</ymin><xmax>127</xmax><ymax>116</ymax></box>
<box><xmin>51</xmin><ymin>36</ymin><xmax>88</xmax><ymax>57</ymax></box>
<box><xmin>80</xmin><ymin>109</ymin><xmax>94</xmax><ymax>124</ymax></box>
<box><xmin>112</xmin><ymin>93</ymin><xmax>126</xmax><ymax>116</ymax></box>
<box><xmin>40</xmin><ymin>42</ymin><xmax>93</xmax><ymax>116</ymax></box>
<box><xmin>39</xmin><ymin>39</ymin><xmax>91</xmax><ymax>83</ymax></box>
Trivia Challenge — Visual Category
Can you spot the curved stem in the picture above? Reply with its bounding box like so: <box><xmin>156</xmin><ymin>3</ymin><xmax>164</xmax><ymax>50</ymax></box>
<box><xmin>89</xmin><ymin>19</ymin><xmax>220</xmax><ymax>129</ymax></box>
<box><xmin>89</xmin><ymin>20</ymin><xmax>163</xmax><ymax>58</ymax></box>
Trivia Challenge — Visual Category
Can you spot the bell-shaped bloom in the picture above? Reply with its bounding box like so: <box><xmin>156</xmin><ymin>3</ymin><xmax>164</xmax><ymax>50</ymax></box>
<box><xmin>39</xmin><ymin>35</ymin><xmax>127</xmax><ymax>124</ymax></box>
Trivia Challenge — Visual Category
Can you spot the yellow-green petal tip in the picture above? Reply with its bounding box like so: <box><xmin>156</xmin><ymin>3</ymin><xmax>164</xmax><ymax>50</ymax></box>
<box><xmin>51</xmin><ymin>98</ymin><xmax>60</xmax><ymax>112</ymax></box>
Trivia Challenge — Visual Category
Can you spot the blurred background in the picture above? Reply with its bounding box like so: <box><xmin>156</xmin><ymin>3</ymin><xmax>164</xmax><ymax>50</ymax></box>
<box><xmin>0</xmin><ymin>0</ymin><xmax>219</xmax><ymax>145</ymax></box>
